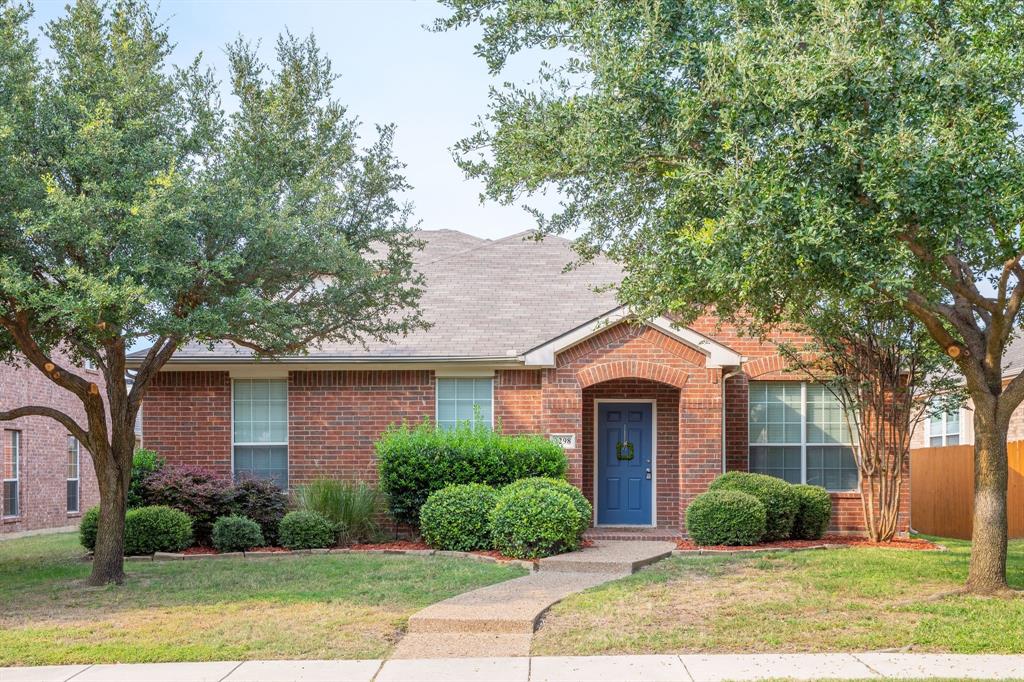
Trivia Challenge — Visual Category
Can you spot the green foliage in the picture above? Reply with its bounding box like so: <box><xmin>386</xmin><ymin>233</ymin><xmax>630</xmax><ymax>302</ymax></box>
<box><xmin>293</xmin><ymin>479</ymin><xmax>384</xmax><ymax>544</ymax></box>
<box><xmin>142</xmin><ymin>465</ymin><xmax>230</xmax><ymax>546</ymax></box>
<box><xmin>127</xmin><ymin>449</ymin><xmax>164</xmax><ymax>510</ymax></box>
<box><xmin>685</xmin><ymin>490</ymin><xmax>766</xmax><ymax>546</ymax></box>
<box><xmin>376</xmin><ymin>421</ymin><xmax>567</xmax><ymax>525</ymax></box>
<box><xmin>709</xmin><ymin>472</ymin><xmax>799</xmax><ymax>542</ymax></box>
<box><xmin>123</xmin><ymin>505</ymin><xmax>193</xmax><ymax>556</ymax></box>
<box><xmin>500</xmin><ymin>477</ymin><xmax>591</xmax><ymax>537</ymax></box>
<box><xmin>278</xmin><ymin>510</ymin><xmax>335</xmax><ymax>550</ymax></box>
<box><xmin>791</xmin><ymin>484</ymin><xmax>832</xmax><ymax>541</ymax></box>
<box><xmin>419</xmin><ymin>483</ymin><xmax>498</xmax><ymax>551</ymax></box>
<box><xmin>79</xmin><ymin>506</ymin><xmax>100</xmax><ymax>552</ymax></box>
<box><xmin>211</xmin><ymin>515</ymin><xmax>265</xmax><ymax>553</ymax></box>
<box><xmin>226</xmin><ymin>478</ymin><xmax>288</xmax><ymax>546</ymax></box>
<box><xmin>490</xmin><ymin>482</ymin><xmax>583</xmax><ymax>559</ymax></box>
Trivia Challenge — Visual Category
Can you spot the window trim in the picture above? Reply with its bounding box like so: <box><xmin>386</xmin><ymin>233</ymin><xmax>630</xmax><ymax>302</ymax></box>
<box><xmin>928</xmin><ymin>408</ymin><xmax>961</xmax><ymax>447</ymax></box>
<box><xmin>230</xmin><ymin>378</ymin><xmax>289</xmax><ymax>488</ymax></box>
<box><xmin>3</xmin><ymin>430</ymin><xmax>20</xmax><ymax>518</ymax></box>
<box><xmin>67</xmin><ymin>436</ymin><xmax>80</xmax><ymax>514</ymax></box>
<box><xmin>747</xmin><ymin>381</ymin><xmax>860</xmax><ymax>492</ymax></box>
<box><xmin>435</xmin><ymin>376</ymin><xmax>495</xmax><ymax>430</ymax></box>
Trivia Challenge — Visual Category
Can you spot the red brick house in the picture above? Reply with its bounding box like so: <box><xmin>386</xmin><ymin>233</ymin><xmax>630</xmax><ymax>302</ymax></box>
<box><xmin>133</xmin><ymin>230</ymin><xmax>891</xmax><ymax>535</ymax></box>
<box><xmin>1</xmin><ymin>352</ymin><xmax>101</xmax><ymax>535</ymax></box>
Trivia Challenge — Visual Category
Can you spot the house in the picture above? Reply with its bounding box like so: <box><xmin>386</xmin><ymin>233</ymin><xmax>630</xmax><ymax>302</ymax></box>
<box><xmin>1</xmin><ymin>352</ymin><xmax>101</xmax><ymax>535</ymax></box>
<box><xmin>132</xmin><ymin>229</ymin><xmax>893</xmax><ymax>535</ymax></box>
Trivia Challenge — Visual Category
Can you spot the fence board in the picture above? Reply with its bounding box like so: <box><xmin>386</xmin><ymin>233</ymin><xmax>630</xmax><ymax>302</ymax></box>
<box><xmin>910</xmin><ymin>442</ymin><xmax>1024</xmax><ymax>539</ymax></box>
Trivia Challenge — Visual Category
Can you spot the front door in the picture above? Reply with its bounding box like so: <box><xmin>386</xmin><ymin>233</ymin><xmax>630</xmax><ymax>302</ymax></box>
<box><xmin>597</xmin><ymin>402</ymin><xmax>653</xmax><ymax>525</ymax></box>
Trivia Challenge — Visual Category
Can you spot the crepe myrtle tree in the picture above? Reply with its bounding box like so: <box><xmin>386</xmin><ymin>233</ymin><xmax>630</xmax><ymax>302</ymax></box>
<box><xmin>0</xmin><ymin>0</ymin><xmax>424</xmax><ymax>585</ymax></box>
<box><xmin>439</xmin><ymin>1</ymin><xmax>1024</xmax><ymax>593</ymax></box>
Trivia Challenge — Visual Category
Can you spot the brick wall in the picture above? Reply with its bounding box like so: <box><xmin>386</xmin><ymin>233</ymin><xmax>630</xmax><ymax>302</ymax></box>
<box><xmin>494</xmin><ymin>369</ymin><xmax>542</xmax><ymax>434</ymax></box>
<box><xmin>0</xmin><ymin>351</ymin><xmax>101</xmax><ymax>534</ymax></box>
<box><xmin>142</xmin><ymin>372</ymin><xmax>232</xmax><ymax>477</ymax></box>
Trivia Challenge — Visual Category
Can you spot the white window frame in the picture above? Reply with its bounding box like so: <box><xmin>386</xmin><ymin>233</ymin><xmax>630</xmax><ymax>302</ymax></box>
<box><xmin>67</xmin><ymin>436</ymin><xmax>80</xmax><ymax>514</ymax></box>
<box><xmin>3</xmin><ymin>430</ymin><xmax>20</xmax><ymax>518</ymax></box>
<box><xmin>748</xmin><ymin>381</ymin><xmax>860</xmax><ymax>492</ymax></box>
<box><xmin>231</xmin><ymin>378</ymin><xmax>289</xmax><ymax>488</ymax></box>
<box><xmin>928</xmin><ymin>408</ymin><xmax>961</xmax><ymax>447</ymax></box>
<box><xmin>435</xmin><ymin>376</ymin><xmax>495</xmax><ymax>429</ymax></box>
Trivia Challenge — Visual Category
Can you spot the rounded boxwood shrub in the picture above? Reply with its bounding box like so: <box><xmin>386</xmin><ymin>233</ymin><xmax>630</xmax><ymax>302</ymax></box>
<box><xmin>278</xmin><ymin>510</ymin><xmax>334</xmax><ymax>550</ymax></box>
<box><xmin>708</xmin><ymin>472</ymin><xmax>800</xmax><ymax>541</ymax></box>
<box><xmin>791</xmin><ymin>484</ymin><xmax>832</xmax><ymax>540</ymax></box>
<box><xmin>490</xmin><ymin>485</ymin><xmax>581</xmax><ymax>559</ymax></box>
<box><xmin>420</xmin><ymin>483</ymin><xmax>498</xmax><ymax>551</ymax></box>
<box><xmin>79</xmin><ymin>506</ymin><xmax>100</xmax><ymax>552</ymax></box>
<box><xmin>124</xmin><ymin>505</ymin><xmax>193</xmax><ymax>556</ymax></box>
<box><xmin>212</xmin><ymin>515</ymin><xmax>265</xmax><ymax>552</ymax></box>
<box><xmin>226</xmin><ymin>478</ymin><xmax>288</xmax><ymax>546</ymax></box>
<box><xmin>685</xmin><ymin>490</ymin><xmax>766</xmax><ymax>546</ymax></box>
<box><xmin>500</xmin><ymin>477</ymin><xmax>592</xmax><ymax>536</ymax></box>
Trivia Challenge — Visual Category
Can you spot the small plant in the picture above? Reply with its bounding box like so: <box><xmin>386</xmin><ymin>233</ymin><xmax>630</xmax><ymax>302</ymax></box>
<box><xmin>791</xmin><ymin>484</ymin><xmax>832</xmax><ymax>540</ymax></box>
<box><xmin>278</xmin><ymin>510</ymin><xmax>335</xmax><ymax>550</ymax></box>
<box><xmin>685</xmin><ymin>490</ymin><xmax>767</xmax><ymax>546</ymax></box>
<box><xmin>212</xmin><ymin>515</ymin><xmax>265</xmax><ymax>552</ymax></box>
<box><xmin>420</xmin><ymin>483</ymin><xmax>498</xmax><ymax>551</ymax></box>
<box><xmin>128</xmin><ymin>449</ymin><xmax>164</xmax><ymax>509</ymax></box>
<box><xmin>227</xmin><ymin>478</ymin><xmax>288</xmax><ymax>545</ymax></box>
<box><xmin>500</xmin><ymin>477</ymin><xmax>592</xmax><ymax>536</ymax></box>
<box><xmin>294</xmin><ymin>478</ymin><xmax>384</xmax><ymax>544</ymax></box>
<box><xmin>123</xmin><ymin>505</ymin><xmax>193</xmax><ymax>556</ymax></box>
<box><xmin>490</xmin><ymin>484</ymin><xmax>582</xmax><ymax>559</ymax></box>
<box><xmin>142</xmin><ymin>465</ymin><xmax>230</xmax><ymax>545</ymax></box>
<box><xmin>79</xmin><ymin>506</ymin><xmax>100</xmax><ymax>552</ymax></box>
<box><xmin>708</xmin><ymin>471</ymin><xmax>800</xmax><ymax>541</ymax></box>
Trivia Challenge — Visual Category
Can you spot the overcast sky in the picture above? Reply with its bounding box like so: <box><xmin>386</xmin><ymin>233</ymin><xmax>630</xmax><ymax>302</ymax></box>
<box><xmin>28</xmin><ymin>0</ymin><xmax>560</xmax><ymax>241</ymax></box>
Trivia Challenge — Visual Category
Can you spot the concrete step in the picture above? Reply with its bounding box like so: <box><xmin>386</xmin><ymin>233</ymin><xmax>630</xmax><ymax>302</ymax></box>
<box><xmin>537</xmin><ymin>541</ymin><xmax>676</xmax><ymax>575</ymax></box>
<box><xmin>391</xmin><ymin>633</ymin><xmax>532</xmax><ymax>659</ymax></box>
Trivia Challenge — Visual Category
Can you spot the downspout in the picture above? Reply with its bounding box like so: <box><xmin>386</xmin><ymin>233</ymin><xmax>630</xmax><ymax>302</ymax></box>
<box><xmin>721</xmin><ymin>365</ymin><xmax>745</xmax><ymax>474</ymax></box>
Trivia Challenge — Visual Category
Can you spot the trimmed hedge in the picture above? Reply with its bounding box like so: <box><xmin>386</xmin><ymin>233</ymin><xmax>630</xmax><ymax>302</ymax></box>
<box><xmin>791</xmin><ymin>484</ymin><xmax>832</xmax><ymax>540</ymax></box>
<box><xmin>212</xmin><ymin>515</ymin><xmax>265</xmax><ymax>552</ymax></box>
<box><xmin>420</xmin><ymin>483</ymin><xmax>498</xmax><ymax>551</ymax></box>
<box><xmin>80</xmin><ymin>506</ymin><xmax>100</xmax><ymax>551</ymax></box>
<box><xmin>490</xmin><ymin>484</ymin><xmax>582</xmax><ymax>559</ymax></box>
<box><xmin>278</xmin><ymin>510</ymin><xmax>335</xmax><ymax>550</ymax></box>
<box><xmin>124</xmin><ymin>505</ymin><xmax>193</xmax><ymax>556</ymax></box>
<box><xmin>376</xmin><ymin>421</ymin><xmax>567</xmax><ymax>525</ymax></box>
<box><xmin>500</xmin><ymin>477</ymin><xmax>592</xmax><ymax>537</ymax></box>
<box><xmin>709</xmin><ymin>471</ymin><xmax>800</xmax><ymax>541</ymax></box>
<box><xmin>686</xmin><ymin>490</ymin><xmax>766</xmax><ymax>546</ymax></box>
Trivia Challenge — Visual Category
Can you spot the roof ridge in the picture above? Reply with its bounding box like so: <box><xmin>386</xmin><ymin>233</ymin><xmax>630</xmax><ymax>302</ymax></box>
<box><xmin>419</xmin><ymin>228</ymin><xmax>572</xmax><ymax>267</ymax></box>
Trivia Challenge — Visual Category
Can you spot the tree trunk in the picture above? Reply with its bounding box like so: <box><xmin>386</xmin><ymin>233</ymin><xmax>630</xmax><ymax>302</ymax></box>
<box><xmin>966</xmin><ymin>407</ymin><xmax>1010</xmax><ymax>594</ymax></box>
<box><xmin>87</xmin><ymin>430</ymin><xmax>134</xmax><ymax>586</ymax></box>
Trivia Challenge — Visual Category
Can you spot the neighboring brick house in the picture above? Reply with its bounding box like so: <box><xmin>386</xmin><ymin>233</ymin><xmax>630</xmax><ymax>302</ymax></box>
<box><xmin>133</xmin><ymin>229</ymin><xmax>898</xmax><ymax>536</ymax></box>
<box><xmin>1</xmin><ymin>352</ymin><xmax>101</xmax><ymax>535</ymax></box>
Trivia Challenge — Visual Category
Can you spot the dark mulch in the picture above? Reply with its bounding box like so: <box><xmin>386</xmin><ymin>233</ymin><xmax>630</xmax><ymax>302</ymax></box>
<box><xmin>676</xmin><ymin>535</ymin><xmax>942</xmax><ymax>552</ymax></box>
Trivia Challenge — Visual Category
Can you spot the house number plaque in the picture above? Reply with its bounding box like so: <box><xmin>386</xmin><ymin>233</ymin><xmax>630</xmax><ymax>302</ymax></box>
<box><xmin>549</xmin><ymin>433</ymin><xmax>575</xmax><ymax>449</ymax></box>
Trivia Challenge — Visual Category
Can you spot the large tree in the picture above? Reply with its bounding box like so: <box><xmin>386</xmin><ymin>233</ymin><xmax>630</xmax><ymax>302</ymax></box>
<box><xmin>439</xmin><ymin>0</ymin><xmax>1024</xmax><ymax>593</ymax></box>
<box><xmin>0</xmin><ymin>0</ymin><xmax>423</xmax><ymax>585</ymax></box>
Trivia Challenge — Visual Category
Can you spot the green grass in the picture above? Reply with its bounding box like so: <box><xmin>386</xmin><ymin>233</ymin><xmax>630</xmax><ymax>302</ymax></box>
<box><xmin>0</xmin><ymin>532</ymin><xmax>526</xmax><ymax>665</ymax></box>
<box><xmin>533</xmin><ymin>537</ymin><xmax>1024</xmax><ymax>656</ymax></box>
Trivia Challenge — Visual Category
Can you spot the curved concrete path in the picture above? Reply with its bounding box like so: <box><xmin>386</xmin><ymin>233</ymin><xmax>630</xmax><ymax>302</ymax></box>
<box><xmin>393</xmin><ymin>541</ymin><xmax>676</xmax><ymax>659</ymax></box>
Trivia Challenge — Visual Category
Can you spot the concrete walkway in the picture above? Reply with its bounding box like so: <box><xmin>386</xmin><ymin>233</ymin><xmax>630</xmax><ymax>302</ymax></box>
<box><xmin>393</xmin><ymin>540</ymin><xmax>676</xmax><ymax>658</ymax></box>
<box><xmin>4</xmin><ymin>654</ymin><xmax>1024</xmax><ymax>681</ymax></box>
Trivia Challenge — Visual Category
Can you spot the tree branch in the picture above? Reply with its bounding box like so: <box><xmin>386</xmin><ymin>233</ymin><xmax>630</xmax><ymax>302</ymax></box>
<box><xmin>0</xmin><ymin>406</ymin><xmax>89</xmax><ymax>445</ymax></box>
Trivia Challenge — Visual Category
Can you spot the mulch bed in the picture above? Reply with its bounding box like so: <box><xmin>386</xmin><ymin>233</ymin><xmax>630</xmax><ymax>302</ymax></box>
<box><xmin>676</xmin><ymin>535</ymin><xmax>942</xmax><ymax>552</ymax></box>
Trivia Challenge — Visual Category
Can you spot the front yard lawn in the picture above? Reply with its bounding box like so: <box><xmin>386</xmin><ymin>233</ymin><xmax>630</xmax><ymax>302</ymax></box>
<box><xmin>0</xmin><ymin>532</ymin><xmax>526</xmax><ymax>665</ymax></box>
<box><xmin>533</xmin><ymin>536</ymin><xmax>1024</xmax><ymax>656</ymax></box>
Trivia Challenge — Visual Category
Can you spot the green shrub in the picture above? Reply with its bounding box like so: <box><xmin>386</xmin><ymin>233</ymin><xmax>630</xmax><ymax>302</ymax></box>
<box><xmin>227</xmin><ymin>478</ymin><xmax>288</xmax><ymax>545</ymax></box>
<box><xmin>211</xmin><ymin>515</ymin><xmax>265</xmax><ymax>552</ymax></box>
<box><xmin>376</xmin><ymin>421</ymin><xmax>567</xmax><ymax>526</ymax></box>
<box><xmin>278</xmin><ymin>510</ymin><xmax>335</xmax><ymax>550</ymax></box>
<box><xmin>500</xmin><ymin>477</ymin><xmax>592</xmax><ymax>536</ymax></box>
<box><xmin>791</xmin><ymin>484</ymin><xmax>832</xmax><ymax>540</ymax></box>
<box><xmin>685</xmin><ymin>490</ymin><xmax>766</xmax><ymax>546</ymax></box>
<box><xmin>420</xmin><ymin>484</ymin><xmax>498</xmax><ymax>551</ymax></box>
<box><xmin>294</xmin><ymin>479</ymin><xmax>384</xmax><ymax>544</ymax></box>
<box><xmin>142</xmin><ymin>465</ymin><xmax>230</xmax><ymax>545</ymax></box>
<box><xmin>79</xmin><ymin>506</ymin><xmax>100</xmax><ymax>551</ymax></box>
<box><xmin>123</xmin><ymin>505</ymin><xmax>193</xmax><ymax>556</ymax></box>
<box><xmin>490</xmin><ymin>485</ymin><xmax>581</xmax><ymax>559</ymax></box>
<box><xmin>128</xmin><ymin>449</ymin><xmax>164</xmax><ymax>509</ymax></box>
<box><xmin>708</xmin><ymin>471</ymin><xmax>800</xmax><ymax>541</ymax></box>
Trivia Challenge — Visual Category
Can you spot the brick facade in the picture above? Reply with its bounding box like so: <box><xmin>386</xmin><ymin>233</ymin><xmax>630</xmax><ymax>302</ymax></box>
<box><xmin>0</xmin><ymin>352</ymin><xmax>101</xmax><ymax>534</ymax></box>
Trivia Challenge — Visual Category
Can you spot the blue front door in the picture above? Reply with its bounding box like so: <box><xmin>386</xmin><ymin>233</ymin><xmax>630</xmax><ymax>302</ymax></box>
<box><xmin>597</xmin><ymin>402</ymin><xmax>653</xmax><ymax>525</ymax></box>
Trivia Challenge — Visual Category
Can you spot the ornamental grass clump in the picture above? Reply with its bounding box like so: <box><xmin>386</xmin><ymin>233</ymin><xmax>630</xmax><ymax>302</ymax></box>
<box><xmin>294</xmin><ymin>478</ymin><xmax>384</xmax><ymax>544</ymax></box>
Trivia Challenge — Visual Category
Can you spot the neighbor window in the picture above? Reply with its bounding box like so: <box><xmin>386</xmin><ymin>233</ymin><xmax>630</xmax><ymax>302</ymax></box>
<box><xmin>436</xmin><ymin>377</ymin><xmax>493</xmax><ymax>430</ymax></box>
<box><xmin>748</xmin><ymin>382</ymin><xmax>859</xmax><ymax>491</ymax></box>
<box><xmin>67</xmin><ymin>436</ymin><xmax>80</xmax><ymax>513</ymax></box>
<box><xmin>232</xmin><ymin>379</ymin><xmax>288</xmax><ymax>488</ymax></box>
<box><xmin>928</xmin><ymin>407</ymin><xmax>960</xmax><ymax>447</ymax></box>
<box><xmin>3</xmin><ymin>430</ymin><xmax>20</xmax><ymax>517</ymax></box>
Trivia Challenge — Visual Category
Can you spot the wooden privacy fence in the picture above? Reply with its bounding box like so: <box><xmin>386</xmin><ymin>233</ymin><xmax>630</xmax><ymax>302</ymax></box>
<box><xmin>911</xmin><ymin>442</ymin><xmax>1024</xmax><ymax>540</ymax></box>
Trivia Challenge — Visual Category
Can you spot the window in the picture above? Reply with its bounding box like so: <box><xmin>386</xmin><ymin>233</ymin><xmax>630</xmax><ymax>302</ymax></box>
<box><xmin>232</xmin><ymin>379</ymin><xmax>288</xmax><ymax>488</ymax></box>
<box><xmin>67</xmin><ymin>436</ymin><xmax>80</xmax><ymax>513</ymax></box>
<box><xmin>436</xmin><ymin>377</ymin><xmax>493</xmax><ymax>430</ymax></box>
<box><xmin>929</xmin><ymin>407</ymin><xmax>960</xmax><ymax>447</ymax></box>
<box><xmin>3</xmin><ymin>430</ymin><xmax>19</xmax><ymax>517</ymax></box>
<box><xmin>748</xmin><ymin>382</ymin><xmax>859</xmax><ymax>491</ymax></box>
<box><xmin>82</xmin><ymin>358</ymin><xmax>96</xmax><ymax>371</ymax></box>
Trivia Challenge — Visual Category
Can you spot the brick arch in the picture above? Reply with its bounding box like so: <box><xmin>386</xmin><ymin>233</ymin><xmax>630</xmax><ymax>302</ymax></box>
<box><xmin>743</xmin><ymin>353</ymin><xmax>813</xmax><ymax>380</ymax></box>
<box><xmin>576</xmin><ymin>360</ymin><xmax>690</xmax><ymax>389</ymax></box>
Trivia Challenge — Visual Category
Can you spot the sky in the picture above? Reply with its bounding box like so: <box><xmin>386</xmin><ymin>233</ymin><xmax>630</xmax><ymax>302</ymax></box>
<box><xmin>26</xmin><ymin>0</ymin><xmax>561</xmax><ymax>241</ymax></box>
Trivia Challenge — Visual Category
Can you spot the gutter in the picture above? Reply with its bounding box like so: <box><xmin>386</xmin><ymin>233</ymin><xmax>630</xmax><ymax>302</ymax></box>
<box><xmin>124</xmin><ymin>354</ymin><xmax>524</xmax><ymax>370</ymax></box>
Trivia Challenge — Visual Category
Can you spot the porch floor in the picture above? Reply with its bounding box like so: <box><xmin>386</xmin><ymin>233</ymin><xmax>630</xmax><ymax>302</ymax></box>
<box><xmin>584</xmin><ymin>526</ymin><xmax>682</xmax><ymax>542</ymax></box>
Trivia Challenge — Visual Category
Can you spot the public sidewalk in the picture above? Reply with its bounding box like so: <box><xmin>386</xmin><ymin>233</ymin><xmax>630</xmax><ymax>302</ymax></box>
<box><xmin>3</xmin><ymin>654</ymin><xmax>1023</xmax><ymax>682</ymax></box>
